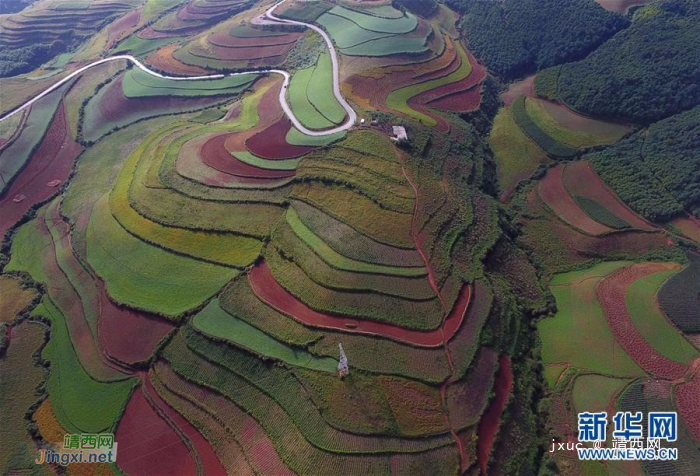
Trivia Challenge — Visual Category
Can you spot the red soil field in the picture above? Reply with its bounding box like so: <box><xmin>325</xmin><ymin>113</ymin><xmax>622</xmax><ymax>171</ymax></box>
<box><xmin>500</xmin><ymin>74</ymin><xmax>535</xmax><ymax>106</ymax></box>
<box><xmin>537</xmin><ymin>165</ymin><xmax>614</xmax><ymax>236</ymax></box>
<box><xmin>595</xmin><ymin>0</ymin><xmax>655</xmax><ymax>14</ymax></box>
<box><xmin>196</xmin><ymin>42</ymin><xmax>295</xmax><ymax>61</ymax></box>
<box><xmin>156</xmin><ymin>363</ymin><xmax>292</xmax><ymax>475</ymax></box>
<box><xmin>98</xmin><ymin>283</ymin><xmax>174</xmax><ymax>365</ymax></box>
<box><xmin>246</xmin><ymin>117</ymin><xmax>315</xmax><ymax>160</ymax></box>
<box><xmin>142</xmin><ymin>375</ymin><xmax>226</xmax><ymax>475</ymax></box>
<box><xmin>414</xmin><ymin>50</ymin><xmax>487</xmax><ymax>105</ymax></box>
<box><xmin>563</xmin><ymin>161</ymin><xmax>654</xmax><ymax>230</ymax></box>
<box><xmin>208</xmin><ymin>31</ymin><xmax>301</xmax><ymax>48</ymax></box>
<box><xmin>476</xmin><ymin>355</ymin><xmax>513</xmax><ymax>475</ymax></box>
<box><xmin>106</xmin><ymin>9</ymin><xmax>140</xmax><ymax>50</ymax></box>
<box><xmin>0</xmin><ymin>103</ymin><xmax>82</xmax><ymax>239</ymax></box>
<box><xmin>146</xmin><ymin>44</ymin><xmax>209</xmax><ymax>75</ymax></box>
<box><xmin>201</xmin><ymin>134</ymin><xmax>295</xmax><ymax>178</ymax></box>
<box><xmin>427</xmin><ymin>85</ymin><xmax>482</xmax><ymax>113</ymax></box>
<box><xmin>175</xmin><ymin>134</ymin><xmax>291</xmax><ymax>187</ymax></box>
<box><xmin>88</xmin><ymin>76</ymin><xmax>221</xmax><ymax>134</ymax></box>
<box><xmin>138</xmin><ymin>26</ymin><xmax>180</xmax><ymax>39</ymax></box>
<box><xmin>674</xmin><ymin>368</ymin><xmax>700</xmax><ymax>442</ymax></box>
<box><xmin>116</xmin><ymin>385</ymin><xmax>198</xmax><ymax>475</ymax></box>
<box><xmin>596</xmin><ymin>263</ymin><xmax>688</xmax><ymax>379</ymax></box>
<box><xmin>248</xmin><ymin>260</ymin><xmax>472</xmax><ymax>347</ymax></box>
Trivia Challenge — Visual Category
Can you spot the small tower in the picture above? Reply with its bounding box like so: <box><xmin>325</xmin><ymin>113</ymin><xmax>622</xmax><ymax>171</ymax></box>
<box><xmin>337</xmin><ymin>343</ymin><xmax>349</xmax><ymax>379</ymax></box>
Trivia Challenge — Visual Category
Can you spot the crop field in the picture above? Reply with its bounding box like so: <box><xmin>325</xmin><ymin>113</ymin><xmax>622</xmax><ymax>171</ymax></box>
<box><xmin>571</xmin><ymin>374</ymin><xmax>631</xmax><ymax>414</ymax></box>
<box><xmin>0</xmin><ymin>321</ymin><xmax>49</xmax><ymax>475</ymax></box>
<box><xmin>658</xmin><ymin>252</ymin><xmax>700</xmax><ymax>333</ymax></box>
<box><xmin>511</xmin><ymin>96</ymin><xmax>578</xmax><ymax>158</ymax></box>
<box><xmin>489</xmin><ymin>107</ymin><xmax>550</xmax><ymax>201</ymax></box>
<box><xmin>524</xmin><ymin>97</ymin><xmax>626</xmax><ymax>148</ymax></box>
<box><xmin>0</xmin><ymin>84</ymin><xmax>66</xmax><ymax>195</ymax></box>
<box><xmin>2</xmin><ymin>0</ymin><xmax>696</xmax><ymax>473</ymax></box>
<box><xmin>537</xmin><ymin>165</ymin><xmax>615</xmax><ymax>236</ymax></box>
<box><xmin>0</xmin><ymin>276</ymin><xmax>35</xmax><ymax>324</ymax></box>
<box><xmin>624</xmin><ymin>268</ymin><xmax>698</xmax><ymax>365</ymax></box>
<box><xmin>539</xmin><ymin>262</ymin><xmax>646</xmax><ymax>378</ymax></box>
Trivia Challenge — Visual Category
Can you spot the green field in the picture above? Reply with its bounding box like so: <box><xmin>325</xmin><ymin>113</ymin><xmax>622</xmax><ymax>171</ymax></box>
<box><xmin>511</xmin><ymin>96</ymin><xmax>578</xmax><ymax>158</ymax></box>
<box><xmin>385</xmin><ymin>42</ymin><xmax>472</xmax><ymax>126</ymax></box>
<box><xmin>316</xmin><ymin>14</ymin><xmax>395</xmax><ymax>49</ymax></box>
<box><xmin>33</xmin><ymin>299</ymin><xmax>134</xmax><ymax>434</ymax></box>
<box><xmin>539</xmin><ymin>262</ymin><xmax>646</xmax><ymax>378</ymax></box>
<box><xmin>307</xmin><ymin>51</ymin><xmax>346</xmax><ymax>124</ymax></box>
<box><xmin>573</xmin><ymin>196</ymin><xmax>630</xmax><ymax>229</ymax></box>
<box><xmin>326</xmin><ymin>6</ymin><xmax>417</xmax><ymax>34</ymax></box>
<box><xmin>110</xmin><ymin>125</ymin><xmax>264</xmax><ymax>266</ymax></box>
<box><xmin>489</xmin><ymin>107</ymin><xmax>550</xmax><ymax>199</ymax></box>
<box><xmin>192</xmin><ymin>300</ymin><xmax>338</xmax><ymax>372</ymax></box>
<box><xmin>340</xmin><ymin>36</ymin><xmax>429</xmax><ymax>57</ymax></box>
<box><xmin>0</xmin><ymin>321</ymin><xmax>52</xmax><ymax>475</ymax></box>
<box><xmin>233</xmin><ymin>150</ymin><xmax>301</xmax><ymax>170</ymax></box>
<box><xmin>286</xmin><ymin>207</ymin><xmax>425</xmax><ymax>277</ymax></box>
<box><xmin>625</xmin><ymin>269</ymin><xmax>698</xmax><ymax>364</ymax></box>
<box><xmin>87</xmin><ymin>195</ymin><xmax>238</xmax><ymax>317</ymax></box>
<box><xmin>286</xmin><ymin>126</ymin><xmax>346</xmax><ymax>146</ymax></box>
<box><xmin>0</xmin><ymin>85</ymin><xmax>65</xmax><ymax>194</ymax></box>
<box><xmin>524</xmin><ymin>97</ymin><xmax>624</xmax><ymax>148</ymax></box>
<box><xmin>571</xmin><ymin>374</ymin><xmax>631</xmax><ymax>413</ymax></box>
<box><xmin>122</xmin><ymin>68</ymin><xmax>256</xmax><ymax>98</ymax></box>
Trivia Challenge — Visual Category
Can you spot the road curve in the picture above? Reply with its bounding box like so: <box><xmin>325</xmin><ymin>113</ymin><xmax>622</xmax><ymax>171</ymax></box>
<box><xmin>0</xmin><ymin>0</ymin><xmax>355</xmax><ymax>137</ymax></box>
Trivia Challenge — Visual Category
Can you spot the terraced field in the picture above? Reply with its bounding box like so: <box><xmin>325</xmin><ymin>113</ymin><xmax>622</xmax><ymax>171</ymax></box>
<box><xmin>2</xmin><ymin>0</ymin><xmax>696</xmax><ymax>474</ymax></box>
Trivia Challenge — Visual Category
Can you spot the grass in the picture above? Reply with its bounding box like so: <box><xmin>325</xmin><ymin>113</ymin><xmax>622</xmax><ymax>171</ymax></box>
<box><xmin>192</xmin><ymin>300</ymin><xmax>337</xmax><ymax>372</ymax></box>
<box><xmin>286</xmin><ymin>207</ymin><xmax>424</xmax><ymax>277</ymax></box>
<box><xmin>0</xmin><ymin>84</ymin><xmax>65</xmax><ymax>194</ymax></box>
<box><xmin>122</xmin><ymin>68</ymin><xmax>256</xmax><ymax>98</ymax></box>
<box><xmin>496</xmin><ymin>115</ymin><xmax>544</xmax><ymax>185</ymax></box>
<box><xmin>0</xmin><ymin>276</ymin><xmax>35</xmax><ymax>323</ymax></box>
<box><xmin>385</xmin><ymin>42</ymin><xmax>472</xmax><ymax>126</ymax></box>
<box><xmin>33</xmin><ymin>299</ymin><xmax>135</xmax><ymax>434</ymax></box>
<box><xmin>539</xmin><ymin>261</ymin><xmax>646</xmax><ymax>378</ymax></box>
<box><xmin>574</xmin><ymin>196</ymin><xmax>630</xmax><ymax>229</ymax></box>
<box><xmin>511</xmin><ymin>96</ymin><xmax>578</xmax><ymax>158</ymax></box>
<box><xmin>625</xmin><ymin>269</ymin><xmax>698</xmax><ymax>365</ymax></box>
<box><xmin>0</xmin><ymin>321</ymin><xmax>52</xmax><ymax>475</ymax></box>
<box><xmin>572</xmin><ymin>374</ymin><xmax>630</xmax><ymax>414</ymax></box>
<box><xmin>326</xmin><ymin>6</ymin><xmax>418</xmax><ymax>34</ymax></box>
<box><xmin>307</xmin><ymin>51</ymin><xmax>346</xmax><ymax>125</ymax></box>
<box><xmin>524</xmin><ymin>97</ymin><xmax>623</xmax><ymax>148</ymax></box>
<box><xmin>87</xmin><ymin>195</ymin><xmax>238</xmax><ymax>317</ymax></box>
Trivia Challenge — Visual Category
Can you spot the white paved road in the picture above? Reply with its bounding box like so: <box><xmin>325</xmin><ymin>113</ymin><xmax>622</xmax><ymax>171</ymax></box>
<box><xmin>0</xmin><ymin>0</ymin><xmax>355</xmax><ymax>137</ymax></box>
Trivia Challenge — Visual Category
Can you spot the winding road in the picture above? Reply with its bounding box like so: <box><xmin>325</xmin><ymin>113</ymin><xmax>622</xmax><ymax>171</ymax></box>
<box><xmin>0</xmin><ymin>0</ymin><xmax>356</xmax><ymax>137</ymax></box>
